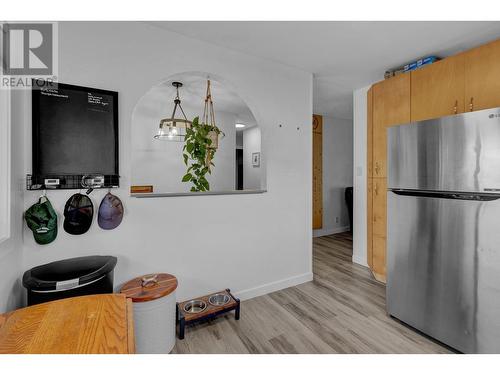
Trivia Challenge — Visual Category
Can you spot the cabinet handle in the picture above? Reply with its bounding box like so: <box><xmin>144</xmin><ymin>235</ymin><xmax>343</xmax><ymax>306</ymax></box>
<box><xmin>374</xmin><ymin>183</ymin><xmax>378</xmax><ymax>195</ymax></box>
<box><xmin>469</xmin><ymin>97</ymin><xmax>474</xmax><ymax>112</ymax></box>
<box><xmin>453</xmin><ymin>100</ymin><xmax>458</xmax><ymax>114</ymax></box>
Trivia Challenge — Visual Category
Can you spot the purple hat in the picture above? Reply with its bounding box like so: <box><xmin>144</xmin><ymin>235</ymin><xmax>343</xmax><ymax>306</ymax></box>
<box><xmin>98</xmin><ymin>192</ymin><xmax>123</xmax><ymax>230</ymax></box>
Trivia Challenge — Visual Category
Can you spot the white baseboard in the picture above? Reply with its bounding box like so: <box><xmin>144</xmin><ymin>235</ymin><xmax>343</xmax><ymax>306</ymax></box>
<box><xmin>313</xmin><ymin>226</ymin><xmax>350</xmax><ymax>238</ymax></box>
<box><xmin>234</xmin><ymin>272</ymin><xmax>314</xmax><ymax>301</ymax></box>
<box><xmin>352</xmin><ymin>254</ymin><xmax>369</xmax><ymax>268</ymax></box>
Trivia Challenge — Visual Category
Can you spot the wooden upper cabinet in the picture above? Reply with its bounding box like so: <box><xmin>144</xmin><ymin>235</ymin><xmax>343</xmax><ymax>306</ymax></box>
<box><xmin>411</xmin><ymin>54</ymin><xmax>465</xmax><ymax>122</ymax></box>
<box><xmin>372</xmin><ymin>74</ymin><xmax>410</xmax><ymax>178</ymax></box>
<box><xmin>464</xmin><ymin>38</ymin><xmax>500</xmax><ymax>112</ymax></box>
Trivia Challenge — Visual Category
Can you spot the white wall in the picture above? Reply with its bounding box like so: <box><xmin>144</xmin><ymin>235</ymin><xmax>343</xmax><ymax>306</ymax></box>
<box><xmin>242</xmin><ymin>127</ymin><xmax>262</xmax><ymax>190</ymax></box>
<box><xmin>0</xmin><ymin>90</ymin><xmax>25</xmax><ymax>313</ymax></box>
<box><xmin>313</xmin><ymin>116</ymin><xmax>353</xmax><ymax>238</ymax></box>
<box><xmin>352</xmin><ymin>86</ymin><xmax>370</xmax><ymax>267</ymax></box>
<box><xmin>14</xmin><ymin>21</ymin><xmax>313</xmax><ymax>305</ymax></box>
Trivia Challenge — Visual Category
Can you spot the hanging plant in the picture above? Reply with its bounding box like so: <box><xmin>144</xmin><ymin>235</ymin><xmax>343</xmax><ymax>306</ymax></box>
<box><xmin>181</xmin><ymin>79</ymin><xmax>224</xmax><ymax>192</ymax></box>
<box><xmin>182</xmin><ymin>116</ymin><xmax>223</xmax><ymax>192</ymax></box>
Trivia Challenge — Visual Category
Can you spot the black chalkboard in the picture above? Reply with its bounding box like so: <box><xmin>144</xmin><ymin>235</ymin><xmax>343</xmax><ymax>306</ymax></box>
<box><xmin>32</xmin><ymin>82</ymin><xmax>119</xmax><ymax>179</ymax></box>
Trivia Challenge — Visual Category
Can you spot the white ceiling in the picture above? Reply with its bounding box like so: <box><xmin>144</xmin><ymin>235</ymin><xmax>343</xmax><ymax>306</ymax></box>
<box><xmin>149</xmin><ymin>21</ymin><xmax>500</xmax><ymax>120</ymax></box>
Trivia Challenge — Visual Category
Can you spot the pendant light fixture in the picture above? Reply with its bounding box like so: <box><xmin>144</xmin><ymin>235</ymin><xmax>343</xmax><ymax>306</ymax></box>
<box><xmin>154</xmin><ymin>82</ymin><xmax>192</xmax><ymax>141</ymax></box>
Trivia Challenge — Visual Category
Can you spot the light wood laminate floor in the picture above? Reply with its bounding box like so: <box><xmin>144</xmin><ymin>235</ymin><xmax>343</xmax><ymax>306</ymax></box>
<box><xmin>173</xmin><ymin>233</ymin><xmax>450</xmax><ymax>353</ymax></box>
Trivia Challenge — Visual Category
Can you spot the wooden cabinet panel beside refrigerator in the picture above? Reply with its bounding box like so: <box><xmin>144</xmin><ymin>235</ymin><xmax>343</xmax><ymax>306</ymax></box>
<box><xmin>368</xmin><ymin>75</ymin><xmax>410</xmax><ymax>283</ymax></box>
<box><xmin>464</xmin><ymin>38</ymin><xmax>500</xmax><ymax>112</ymax></box>
<box><xmin>372</xmin><ymin>235</ymin><xmax>387</xmax><ymax>283</ymax></box>
<box><xmin>372</xmin><ymin>74</ymin><xmax>410</xmax><ymax>179</ymax></box>
<box><xmin>313</xmin><ymin>114</ymin><xmax>323</xmax><ymax>230</ymax></box>
<box><xmin>367</xmin><ymin>178</ymin><xmax>374</xmax><ymax>269</ymax></box>
<box><xmin>367</xmin><ymin>87</ymin><xmax>374</xmax><ymax>269</ymax></box>
<box><xmin>411</xmin><ymin>53</ymin><xmax>465</xmax><ymax>122</ymax></box>
<box><xmin>371</xmin><ymin>177</ymin><xmax>387</xmax><ymax>283</ymax></box>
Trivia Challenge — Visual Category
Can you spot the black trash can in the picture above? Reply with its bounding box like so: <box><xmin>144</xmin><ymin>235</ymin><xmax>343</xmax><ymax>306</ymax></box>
<box><xmin>345</xmin><ymin>187</ymin><xmax>353</xmax><ymax>233</ymax></box>
<box><xmin>22</xmin><ymin>255</ymin><xmax>117</xmax><ymax>306</ymax></box>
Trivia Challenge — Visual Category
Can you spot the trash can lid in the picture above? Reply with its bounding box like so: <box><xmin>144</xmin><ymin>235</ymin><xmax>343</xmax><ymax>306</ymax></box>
<box><xmin>22</xmin><ymin>256</ymin><xmax>117</xmax><ymax>292</ymax></box>
<box><xmin>120</xmin><ymin>273</ymin><xmax>177</xmax><ymax>302</ymax></box>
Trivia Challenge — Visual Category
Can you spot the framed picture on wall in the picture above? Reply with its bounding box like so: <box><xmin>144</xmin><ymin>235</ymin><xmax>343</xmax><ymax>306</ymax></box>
<box><xmin>252</xmin><ymin>152</ymin><xmax>260</xmax><ymax>167</ymax></box>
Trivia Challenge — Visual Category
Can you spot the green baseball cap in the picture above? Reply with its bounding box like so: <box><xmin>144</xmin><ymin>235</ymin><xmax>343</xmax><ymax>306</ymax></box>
<box><xmin>25</xmin><ymin>197</ymin><xmax>58</xmax><ymax>245</ymax></box>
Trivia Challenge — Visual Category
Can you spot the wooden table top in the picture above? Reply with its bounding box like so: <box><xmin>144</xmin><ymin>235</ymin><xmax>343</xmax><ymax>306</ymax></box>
<box><xmin>0</xmin><ymin>294</ymin><xmax>135</xmax><ymax>354</ymax></box>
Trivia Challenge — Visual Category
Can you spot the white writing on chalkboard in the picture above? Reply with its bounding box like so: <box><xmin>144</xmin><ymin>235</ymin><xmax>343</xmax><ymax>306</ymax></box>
<box><xmin>40</xmin><ymin>90</ymin><xmax>68</xmax><ymax>99</ymax></box>
<box><xmin>88</xmin><ymin>93</ymin><xmax>110</xmax><ymax>108</ymax></box>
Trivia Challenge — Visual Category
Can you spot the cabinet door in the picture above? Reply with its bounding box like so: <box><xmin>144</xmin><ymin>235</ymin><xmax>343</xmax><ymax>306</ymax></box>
<box><xmin>465</xmin><ymin>38</ymin><xmax>500</xmax><ymax>112</ymax></box>
<box><xmin>367</xmin><ymin>87</ymin><xmax>374</xmax><ymax>178</ymax></box>
<box><xmin>312</xmin><ymin>115</ymin><xmax>323</xmax><ymax>229</ymax></box>
<box><xmin>411</xmin><ymin>54</ymin><xmax>465</xmax><ymax>121</ymax></box>
<box><xmin>367</xmin><ymin>178</ymin><xmax>373</xmax><ymax>268</ymax></box>
<box><xmin>373</xmin><ymin>74</ymin><xmax>410</xmax><ymax>178</ymax></box>
<box><xmin>372</xmin><ymin>178</ymin><xmax>387</xmax><ymax>283</ymax></box>
<box><xmin>372</xmin><ymin>178</ymin><xmax>387</xmax><ymax>237</ymax></box>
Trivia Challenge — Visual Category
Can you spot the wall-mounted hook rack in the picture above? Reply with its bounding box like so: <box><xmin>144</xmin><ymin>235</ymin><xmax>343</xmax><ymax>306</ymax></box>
<box><xmin>26</xmin><ymin>174</ymin><xmax>120</xmax><ymax>191</ymax></box>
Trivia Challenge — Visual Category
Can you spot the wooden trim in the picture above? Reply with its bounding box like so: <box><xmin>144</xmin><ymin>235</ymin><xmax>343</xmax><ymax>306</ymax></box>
<box><xmin>367</xmin><ymin>87</ymin><xmax>374</xmax><ymax>269</ymax></box>
<box><xmin>367</xmin><ymin>87</ymin><xmax>373</xmax><ymax>178</ymax></box>
<box><xmin>367</xmin><ymin>178</ymin><xmax>373</xmax><ymax>269</ymax></box>
<box><xmin>312</xmin><ymin>114</ymin><xmax>323</xmax><ymax>230</ymax></box>
<box><xmin>371</xmin><ymin>270</ymin><xmax>387</xmax><ymax>284</ymax></box>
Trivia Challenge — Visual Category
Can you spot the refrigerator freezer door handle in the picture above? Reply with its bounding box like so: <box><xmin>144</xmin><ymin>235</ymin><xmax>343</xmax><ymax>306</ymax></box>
<box><xmin>391</xmin><ymin>189</ymin><xmax>500</xmax><ymax>201</ymax></box>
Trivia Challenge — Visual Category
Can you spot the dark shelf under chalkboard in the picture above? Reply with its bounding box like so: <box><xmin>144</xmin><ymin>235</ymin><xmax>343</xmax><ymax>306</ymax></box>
<box><xmin>26</xmin><ymin>174</ymin><xmax>120</xmax><ymax>191</ymax></box>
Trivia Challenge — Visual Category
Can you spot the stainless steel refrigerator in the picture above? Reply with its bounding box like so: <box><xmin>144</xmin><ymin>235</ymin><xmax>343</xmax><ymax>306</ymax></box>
<box><xmin>387</xmin><ymin>107</ymin><xmax>500</xmax><ymax>353</ymax></box>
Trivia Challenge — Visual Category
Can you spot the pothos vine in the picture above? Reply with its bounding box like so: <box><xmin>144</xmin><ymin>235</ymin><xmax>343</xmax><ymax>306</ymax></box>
<box><xmin>181</xmin><ymin>116</ymin><xmax>224</xmax><ymax>192</ymax></box>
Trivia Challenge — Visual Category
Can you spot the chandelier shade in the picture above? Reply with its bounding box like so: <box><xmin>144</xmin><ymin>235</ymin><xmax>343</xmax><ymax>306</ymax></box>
<box><xmin>154</xmin><ymin>82</ymin><xmax>192</xmax><ymax>141</ymax></box>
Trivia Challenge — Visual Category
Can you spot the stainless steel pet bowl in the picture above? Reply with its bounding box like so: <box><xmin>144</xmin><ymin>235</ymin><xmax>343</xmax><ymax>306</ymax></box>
<box><xmin>208</xmin><ymin>293</ymin><xmax>231</xmax><ymax>306</ymax></box>
<box><xmin>183</xmin><ymin>300</ymin><xmax>207</xmax><ymax>314</ymax></box>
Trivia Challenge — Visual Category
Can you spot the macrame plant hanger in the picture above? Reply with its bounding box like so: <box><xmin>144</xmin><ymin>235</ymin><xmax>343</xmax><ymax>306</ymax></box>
<box><xmin>202</xmin><ymin>79</ymin><xmax>219</xmax><ymax>168</ymax></box>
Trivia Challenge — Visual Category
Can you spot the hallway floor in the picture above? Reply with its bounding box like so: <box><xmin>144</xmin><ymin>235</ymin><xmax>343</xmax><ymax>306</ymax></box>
<box><xmin>173</xmin><ymin>232</ymin><xmax>450</xmax><ymax>353</ymax></box>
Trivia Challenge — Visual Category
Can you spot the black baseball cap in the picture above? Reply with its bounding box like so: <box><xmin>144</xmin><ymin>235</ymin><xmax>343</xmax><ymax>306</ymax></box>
<box><xmin>63</xmin><ymin>193</ymin><xmax>94</xmax><ymax>235</ymax></box>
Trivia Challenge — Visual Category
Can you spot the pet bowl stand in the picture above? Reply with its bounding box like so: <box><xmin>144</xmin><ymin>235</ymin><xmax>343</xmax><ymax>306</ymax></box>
<box><xmin>176</xmin><ymin>288</ymin><xmax>240</xmax><ymax>340</ymax></box>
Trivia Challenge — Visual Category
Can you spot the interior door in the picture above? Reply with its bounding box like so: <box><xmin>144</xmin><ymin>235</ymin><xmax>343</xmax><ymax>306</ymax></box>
<box><xmin>411</xmin><ymin>54</ymin><xmax>465</xmax><ymax>122</ymax></box>
<box><xmin>465</xmin><ymin>38</ymin><xmax>500</xmax><ymax>112</ymax></box>
<box><xmin>312</xmin><ymin>114</ymin><xmax>323</xmax><ymax>229</ymax></box>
